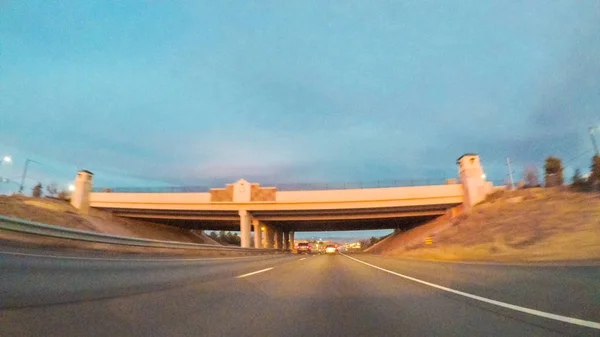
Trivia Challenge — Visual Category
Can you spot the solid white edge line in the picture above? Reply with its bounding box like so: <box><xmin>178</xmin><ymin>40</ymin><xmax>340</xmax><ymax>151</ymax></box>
<box><xmin>342</xmin><ymin>254</ymin><xmax>600</xmax><ymax>330</ymax></box>
<box><xmin>0</xmin><ymin>250</ymin><xmax>274</xmax><ymax>263</ymax></box>
<box><xmin>236</xmin><ymin>267</ymin><xmax>274</xmax><ymax>278</ymax></box>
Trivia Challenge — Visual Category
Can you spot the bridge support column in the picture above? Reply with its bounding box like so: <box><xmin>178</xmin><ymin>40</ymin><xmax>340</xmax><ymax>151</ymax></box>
<box><xmin>252</xmin><ymin>220</ymin><xmax>262</xmax><ymax>249</ymax></box>
<box><xmin>70</xmin><ymin>170</ymin><xmax>93</xmax><ymax>214</ymax></box>
<box><xmin>274</xmin><ymin>229</ymin><xmax>283</xmax><ymax>250</ymax></box>
<box><xmin>290</xmin><ymin>231</ymin><xmax>295</xmax><ymax>250</ymax></box>
<box><xmin>283</xmin><ymin>231</ymin><xmax>290</xmax><ymax>250</ymax></box>
<box><xmin>264</xmin><ymin>225</ymin><xmax>274</xmax><ymax>249</ymax></box>
<box><xmin>238</xmin><ymin>210</ymin><xmax>251</xmax><ymax>248</ymax></box>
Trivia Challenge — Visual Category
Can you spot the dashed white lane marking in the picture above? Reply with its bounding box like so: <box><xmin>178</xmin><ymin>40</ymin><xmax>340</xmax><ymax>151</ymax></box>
<box><xmin>343</xmin><ymin>254</ymin><xmax>600</xmax><ymax>330</ymax></box>
<box><xmin>236</xmin><ymin>267</ymin><xmax>274</xmax><ymax>278</ymax></box>
<box><xmin>299</xmin><ymin>258</ymin><xmax>306</xmax><ymax>261</ymax></box>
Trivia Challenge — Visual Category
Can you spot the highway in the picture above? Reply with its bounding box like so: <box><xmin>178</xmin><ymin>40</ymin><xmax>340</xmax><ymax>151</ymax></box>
<box><xmin>1</xmin><ymin>247</ymin><xmax>599</xmax><ymax>336</ymax></box>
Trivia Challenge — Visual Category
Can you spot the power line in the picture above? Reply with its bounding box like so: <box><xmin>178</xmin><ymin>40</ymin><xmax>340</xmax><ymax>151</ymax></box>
<box><xmin>564</xmin><ymin>149</ymin><xmax>593</xmax><ymax>164</ymax></box>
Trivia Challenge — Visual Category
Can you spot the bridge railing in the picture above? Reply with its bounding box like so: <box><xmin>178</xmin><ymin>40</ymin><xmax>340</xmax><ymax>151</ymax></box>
<box><xmin>92</xmin><ymin>179</ymin><xmax>455</xmax><ymax>193</ymax></box>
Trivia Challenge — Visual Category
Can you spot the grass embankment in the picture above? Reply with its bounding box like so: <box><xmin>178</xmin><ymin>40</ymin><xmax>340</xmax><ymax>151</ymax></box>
<box><xmin>0</xmin><ymin>195</ymin><xmax>228</xmax><ymax>255</ymax></box>
<box><xmin>376</xmin><ymin>188</ymin><xmax>600</xmax><ymax>262</ymax></box>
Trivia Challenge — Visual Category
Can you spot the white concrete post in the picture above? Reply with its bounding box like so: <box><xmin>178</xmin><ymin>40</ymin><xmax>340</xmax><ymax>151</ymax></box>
<box><xmin>239</xmin><ymin>210</ymin><xmax>251</xmax><ymax>248</ymax></box>
<box><xmin>252</xmin><ymin>219</ymin><xmax>261</xmax><ymax>249</ymax></box>
<box><xmin>70</xmin><ymin>170</ymin><xmax>93</xmax><ymax>214</ymax></box>
<box><xmin>457</xmin><ymin>154</ymin><xmax>492</xmax><ymax>210</ymax></box>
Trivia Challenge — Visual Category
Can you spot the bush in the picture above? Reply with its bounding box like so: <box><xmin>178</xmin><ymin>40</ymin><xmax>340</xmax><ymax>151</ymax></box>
<box><xmin>57</xmin><ymin>189</ymin><xmax>71</xmax><ymax>201</ymax></box>
<box><xmin>571</xmin><ymin>168</ymin><xmax>591</xmax><ymax>192</ymax></box>
<box><xmin>32</xmin><ymin>183</ymin><xmax>42</xmax><ymax>198</ymax></box>
<box><xmin>479</xmin><ymin>189</ymin><xmax>504</xmax><ymax>204</ymax></box>
<box><xmin>544</xmin><ymin>156</ymin><xmax>564</xmax><ymax>187</ymax></box>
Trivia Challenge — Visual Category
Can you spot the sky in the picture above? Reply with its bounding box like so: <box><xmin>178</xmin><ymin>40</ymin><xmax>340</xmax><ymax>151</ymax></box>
<box><xmin>2</xmin><ymin>1</ymin><xmax>600</xmax><ymax>194</ymax></box>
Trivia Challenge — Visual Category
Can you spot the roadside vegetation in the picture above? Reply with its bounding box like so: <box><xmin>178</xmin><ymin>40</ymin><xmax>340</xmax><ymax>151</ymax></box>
<box><xmin>373</xmin><ymin>155</ymin><xmax>600</xmax><ymax>262</ymax></box>
<box><xmin>208</xmin><ymin>231</ymin><xmax>241</xmax><ymax>246</ymax></box>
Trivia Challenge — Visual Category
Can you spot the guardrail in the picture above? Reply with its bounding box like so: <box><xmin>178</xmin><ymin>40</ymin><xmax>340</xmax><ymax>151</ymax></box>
<box><xmin>0</xmin><ymin>215</ymin><xmax>275</xmax><ymax>253</ymax></box>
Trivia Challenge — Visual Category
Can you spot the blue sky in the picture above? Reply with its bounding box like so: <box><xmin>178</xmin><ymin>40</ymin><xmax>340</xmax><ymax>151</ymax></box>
<box><xmin>2</xmin><ymin>0</ymin><xmax>600</xmax><ymax>195</ymax></box>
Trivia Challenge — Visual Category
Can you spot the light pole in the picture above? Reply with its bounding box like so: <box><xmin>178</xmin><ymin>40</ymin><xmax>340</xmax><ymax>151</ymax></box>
<box><xmin>18</xmin><ymin>158</ymin><xmax>42</xmax><ymax>194</ymax></box>
<box><xmin>589</xmin><ymin>126</ymin><xmax>600</xmax><ymax>156</ymax></box>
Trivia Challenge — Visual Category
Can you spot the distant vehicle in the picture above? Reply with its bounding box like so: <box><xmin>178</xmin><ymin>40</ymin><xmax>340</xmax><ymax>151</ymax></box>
<box><xmin>296</xmin><ymin>243</ymin><xmax>312</xmax><ymax>254</ymax></box>
<box><xmin>325</xmin><ymin>244</ymin><xmax>338</xmax><ymax>255</ymax></box>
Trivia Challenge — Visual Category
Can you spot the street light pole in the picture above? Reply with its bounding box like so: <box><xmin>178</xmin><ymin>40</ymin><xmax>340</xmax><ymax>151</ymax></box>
<box><xmin>18</xmin><ymin>158</ymin><xmax>42</xmax><ymax>194</ymax></box>
<box><xmin>589</xmin><ymin>126</ymin><xmax>600</xmax><ymax>156</ymax></box>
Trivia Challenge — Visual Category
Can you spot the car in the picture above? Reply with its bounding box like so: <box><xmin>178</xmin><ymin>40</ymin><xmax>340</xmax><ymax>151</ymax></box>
<box><xmin>325</xmin><ymin>244</ymin><xmax>338</xmax><ymax>255</ymax></box>
<box><xmin>296</xmin><ymin>243</ymin><xmax>311</xmax><ymax>254</ymax></box>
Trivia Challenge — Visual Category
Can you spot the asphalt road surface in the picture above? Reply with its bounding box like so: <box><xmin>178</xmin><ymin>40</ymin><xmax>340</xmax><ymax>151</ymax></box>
<box><xmin>1</xmin><ymin>247</ymin><xmax>599</xmax><ymax>336</ymax></box>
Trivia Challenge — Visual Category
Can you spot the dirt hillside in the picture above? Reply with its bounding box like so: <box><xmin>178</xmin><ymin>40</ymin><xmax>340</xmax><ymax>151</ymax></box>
<box><xmin>372</xmin><ymin>188</ymin><xmax>600</xmax><ymax>262</ymax></box>
<box><xmin>0</xmin><ymin>195</ymin><xmax>214</xmax><ymax>244</ymax></box>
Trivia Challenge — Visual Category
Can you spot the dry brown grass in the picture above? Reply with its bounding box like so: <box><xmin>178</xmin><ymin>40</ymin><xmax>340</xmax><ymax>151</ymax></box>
<box><xmin>379</xmin><ymin>188</ymin><xmax>600</xmax><ymax>262</ymax></box>
<box><xmin>0</xmin><ymin>195</ymin><xmax>213</xmax><ymax>245</ymax></box>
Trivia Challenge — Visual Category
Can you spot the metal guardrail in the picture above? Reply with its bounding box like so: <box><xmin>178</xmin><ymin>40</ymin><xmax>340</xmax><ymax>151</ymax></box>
<box><xmin>0</xmin><ymin>215</ymin><xmax>275</xmax><ymax>253</ymax></box>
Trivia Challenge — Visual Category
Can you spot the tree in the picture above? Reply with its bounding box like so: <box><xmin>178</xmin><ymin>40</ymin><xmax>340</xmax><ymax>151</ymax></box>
<box><xmin>572</xmin><ymin>169</ymin><xmax>583</xmax><ymax>184</ymax></box>
<box><xmin>523</xmin><ymin>166</ymin><xmax>539</xmax><ymax>188</ymax></box>
<box><xmin>572</xmin><ymin>168</ymin><xmax>591</xmax><ymax>192</ymax></box>
<box><xmin>32</xmin><ymin>183</ymin><xmax>42</xmax><ymax>198</ymax></box>
<box><xmin>230</xmin><ymin>233</ymin><xmax>241</xmax><ymax>246</ymax></box>
<box><xmin>214</xmin><ymin>231</ymin><xmax>241</xmax><ymax>245</ymax></box>
<box><xmin>544</xmin><ymin>156</ymin><xmax>563</xmax><ymax>187</ymax></box>
<box><xmin>590</xmin><ymin>155</ymin><xmax>600</xmax><ymax>186</ymax></box>
<box><xmin>46</xmin><ymin>183</ymin><xmax>58</xmax><ymax>197</ymax></box>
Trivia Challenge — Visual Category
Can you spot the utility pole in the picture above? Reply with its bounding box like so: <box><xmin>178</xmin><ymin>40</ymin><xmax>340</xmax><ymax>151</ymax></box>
<box><xmin>18</xmin><ymin>158</ymin><xmax>42</xmax><ymax>194</ymax></box>
<box><xmin>506</xmin><ymin>157</ymin><xmax>515</xmax><ymax>190</ymax></box>
<box><xmin>589</xmin><ymin>126</ymin><xmax>599</xmax><ymax>156</ymax></box>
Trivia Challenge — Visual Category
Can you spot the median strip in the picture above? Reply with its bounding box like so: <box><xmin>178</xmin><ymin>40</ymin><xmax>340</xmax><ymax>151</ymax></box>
<box><xmin>342</xmin><ymin>254</ymin><xmax>600</xmax><ymax>330</ymax></box>
<box><xmin>236</xmin><ymin>267</ymin><xmax>274</xmax><ymax>278</ymax></box>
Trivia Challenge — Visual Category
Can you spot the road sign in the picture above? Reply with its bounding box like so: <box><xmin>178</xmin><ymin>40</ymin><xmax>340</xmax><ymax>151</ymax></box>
<box><xmin>425</xmin><ymin>237</ymin><xmax>432</xmax><ymax>245</ymax></box>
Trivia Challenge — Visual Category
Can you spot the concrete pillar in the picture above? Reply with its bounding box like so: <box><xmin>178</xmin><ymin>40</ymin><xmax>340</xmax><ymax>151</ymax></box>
<box><xmin>290</xmin><ymin>231</ymin><xmax>295</xmax><ymax>250</ymax></box>
<box><xmin>239</xmin><ymin>210</ymin><xmax>251</xmax><ymax>248</ymax></box>
<box><xmin>283</xmin><ymin>231</ymin><xmax>290</xmax><ymax>250</ymax></box>
<box><xmin>274</xmin><ymin>229</ymin><xmax>283</xmax><ymax>250</ymax></box>
<box><xmin>252</xmin><ymin>220</ymin><xmax>261</xmax><ymax>249</ymax></box>
<box><xmin>457</xmin><ymin>154</ymin><xmax>493</xmax><ymax>210</ymax></box>
<box><xmin>70</xmin><ymin>170</ymin><xmax>94</xmax><ymax>214</ymax></box>
<box><xmin>264</xmin><ymin>225</ymin><xmax>274</xmax><ymax>249</ymax></box>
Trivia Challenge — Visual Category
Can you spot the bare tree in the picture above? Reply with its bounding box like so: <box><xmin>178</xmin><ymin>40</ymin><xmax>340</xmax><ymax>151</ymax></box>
<box><xmin>46</xmin><ymin>183</ymin><xmax>58</xmax><ymax>197</ymax></box>
<box><xmin>523</xmin><ymin>166</ymin><xmax>539</xmax><ymax>187</ymax></box>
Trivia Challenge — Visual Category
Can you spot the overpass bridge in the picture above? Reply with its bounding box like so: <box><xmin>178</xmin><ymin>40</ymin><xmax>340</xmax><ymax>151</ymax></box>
<box><xmin>70</xmin><ymin>154</ymin><xmax>496</xmax><ymax>248</ymax></box>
